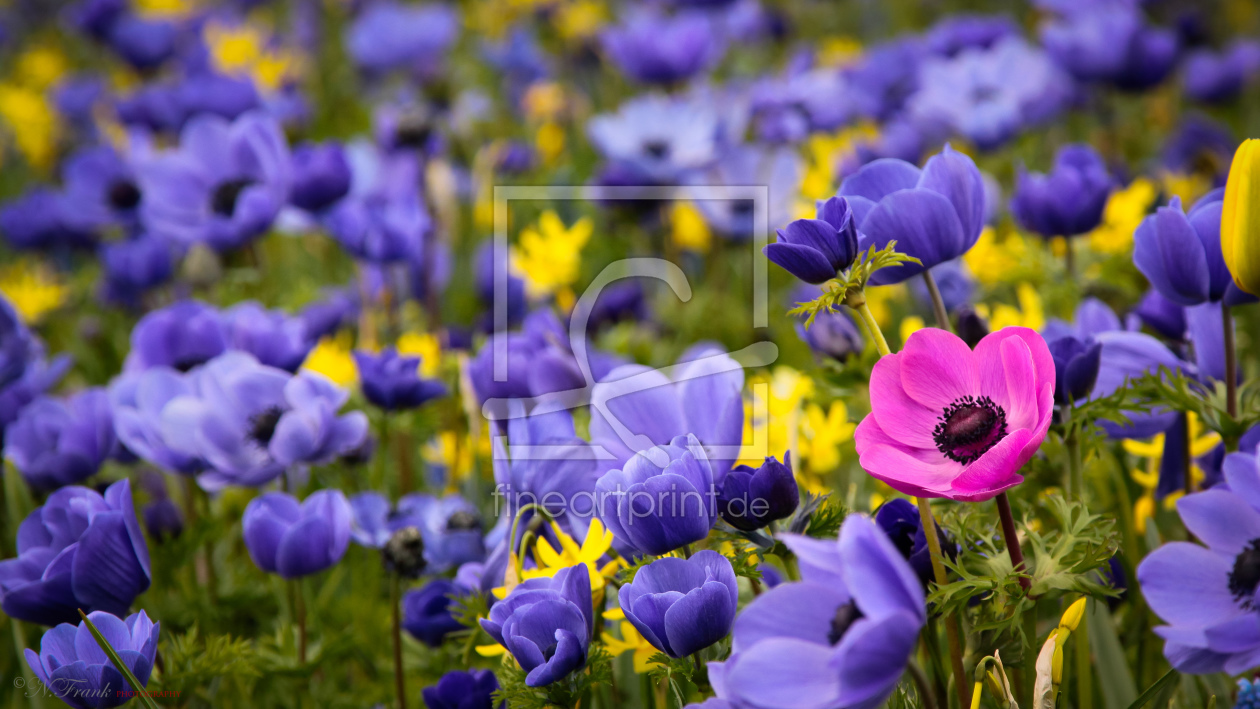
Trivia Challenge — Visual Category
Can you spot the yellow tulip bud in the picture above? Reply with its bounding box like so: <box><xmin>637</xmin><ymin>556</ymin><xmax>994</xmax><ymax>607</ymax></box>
<box><xmin>1222</xmin><ymin>138</ymin><xmax>1260</xmax><ymax>295</ymax></box>
<box><xmin>1060</xmin><ymin>597</ymin><xmax>1088</xmax><ymax>632</ymax></box>
<box><xmin>1051</xmin><ymin>631</ymin><xmax>1066</xmax><ymax>685</ymax></box>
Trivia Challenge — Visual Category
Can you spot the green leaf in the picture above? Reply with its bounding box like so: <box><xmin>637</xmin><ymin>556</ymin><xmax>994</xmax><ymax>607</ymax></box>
<box><xmin>1124</xmin><ymin>668</ymin><xmax>1179</xmax><ymax>709</ymax></box>
<box><xmin>77</xmin><ymin>609</ymin><xmax>162</xmax><ymax>709</ymax></box>
<box><xmin>1087</xmin><ymin>595</ymin><xmax>1136</xmax><ymax>708</ymax></box>
<box><xmin>788</xmin><ymin>242</ymin><xmax>921</xmax><ymax>328</ymax></box>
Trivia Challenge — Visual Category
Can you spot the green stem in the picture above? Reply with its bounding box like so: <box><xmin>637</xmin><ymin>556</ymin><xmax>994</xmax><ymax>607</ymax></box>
<box><xmin>1076</xmin><ymin>600</ymin><xmax>1093</xmax><ymax>709</ymax></box>
<box><xmin>1223</xmin><ymin>301</ymin><xmax>1238</xmax><ymax>421</ymax></box>
<box><xmin>12</xmin><ymin>616</ymin><xmax>45</xmax><ymax>709</ymax></box>
<box><xmin>293</xmin><ymin>579</ymin><xmax>307</xmax><ymax>664</ymax></box>
<box><xmin>854</xmin><ymin>298</ymin><xmax>891</xmax><ymax>357</ymax></box>
<box><xmin>922</xmin><ymin>618</ymin><xmax>950</xmax><ymax>709</ymax></box>
<box><xmin>995</xmin><ymin>492</ymin><xmax>1031</xmax><ymax>592</ymax></box>
<box><xmin>906</xmin><ymin>659</ymin><xmax>939</xmax><ymax>709</ymax></box>
<box><xmin>1067</xmin><ymin>425</ymin><xmax>1084</xmax><ymax>503</ymax></box>
<box><xmin>1064</xmin><ymin>237</ymin><xmax>1076</xmax><ymax>280</ymax></box>
<box><xmin>1024</xmin><ymin>604</ymin><xmax>1038</xmax><ymax>708</ymax></box>
<box><xmin>391</xmin><ymin>575</ymin><xmax>406</xmax><ymax>709</ymax></box>
<box><xmin>922</xmin><ymin>271</ymin><xmax>952</xmax><ymax>332</ymax></box>
<box><xmin>917</xmin><ymin>498</ymin><xmax>970</xmax><ymax>709</ymax></box>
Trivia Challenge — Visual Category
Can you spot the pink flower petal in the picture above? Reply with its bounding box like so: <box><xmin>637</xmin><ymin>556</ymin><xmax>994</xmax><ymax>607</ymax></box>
<box><xmin>1000</xmin><ymin>336</ymin><xmax>1039</xmax><ymax>432</ymax></box>
<box><xmin>948</xmin><ymin>428</ymin><xmax>1034</xmax><ymax>500</ymax></box>
<box><xmin>854</xmin><ymin>414</ymin><xmax>941</xmax><ymax>463</ymax></box>
<box><xmin>859</xmin><ymin>442</ymin><xmax>960</xmax><ymax>497</ymax></box>
<box><xmin>868</xmin><ymin>355</ymin><xmax>940</xmax><ymax>451</ymax></box>
<box><xmin>899</xmin><ymin>328</ymin><xmax>978</xmax><ymax>411</ymax></box>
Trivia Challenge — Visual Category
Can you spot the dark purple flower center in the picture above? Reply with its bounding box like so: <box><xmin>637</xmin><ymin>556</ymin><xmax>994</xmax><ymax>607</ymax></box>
<box><xmin>108</xmin><ymin>179</ymin><xmax>142</xmax><ymax>211</ymax></box>
<box><xmin>933</xmin><ymin>395</ymin><xmax>1008</xmax><ymax>464</ymax></box>
<box><xmin>643</xmin><ymin>140</ymin><xmax>670</xmax><ymax>159</ymax></box>
<box><xmin>446</xmin><ymin>510</ymin><xmax>481</xmax><ymax>531</ymax></box>
<box><xmin>248</xmin><ymin>406</ymin><xmax>284</xmax><ymax>446</ymax></box>
<box><xmin>827</xmin><ymin>601</ymin><xmax>863</xmax><ymax>645</ymax></box>
<box><xmin>394</xmin><ymin>112</ymin><xmax>433</xmax><ymax>148</ymax></box>
<box><xmin>212</xmin><ymin>179</ymin><xmax>255</xmax><ymax>217</ymax></box>
<box><xmin>1230</xmin><ymin>539</ymin><xmax>1260</xmax><ymax>609</ymax></box>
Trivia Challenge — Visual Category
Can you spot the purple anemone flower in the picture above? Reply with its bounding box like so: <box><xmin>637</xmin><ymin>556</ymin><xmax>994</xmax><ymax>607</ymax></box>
<box><xmin>480</xmin><ymin>564</ymin><xmax>593</xmax><ymax>687</ymax></box>
<box><xmin>422</xmin><ymin>669</ymin><xmax>502</xmax><ymax>709</ymax></box>
<box><xmin>4</xmin><ymin>388</ymin><xmax>116</xmax><ymax>490</ymax></box>
<box><xmin>24</xmin><ymin>610</ymin><xmax>159</xmax><ymax>709</ymax></box>
<box><xmin>222</xmin><ymin>302</ymin><xmax>315</xmax><ymax>373</ymax></box>
<box><xmin>159</xmin><ymin>352</ymin><xmax>368</xmax><ymax>489</ymax></box>
<box><xmin>353</xmin><ymin>347</ymin><xmax>447</xmax><ymax>410</ymax></box>
<box><xmin>1138</xmin><ymin>453</ymin><xmax>1260</xmax><ymax>674</ymax></box>
<box><xmin>345</xmin><ymin>2</ymin><xmax>460</xmax><ymax>80</ymax></box>
<box><xmin>242</xmin><ymin>489</ymin><xmax>353</xmax><ymax>578</ymax></box>
<box><xmin>1041</xmin><ymin>5</ymin><xmax>1179</xmax><ymax>92</ymax></box>
<box><xmin>837</xmin><ymin>144</ymin><xmax>986</xmax><ymax>285</ymax></box>
<box><xmin>137</xmin><ymin>110</ymin><xmax>291</xmax><ymax>252</ymax></box>
<box><xmin>0</xmin><ymin>479</ymin><xmax>150</xmax><ymax>626</ymax></box>
<box><xmin>1133</xmin><ymin>191</ymin><xmax>1257</xmax><ymax>307</ymax></box>
<box><xmin>602</xmin><ymin>10</ymin><xmax>724</xmax><ymax>86</ymax></box>
<box><xmin>123</xmin><ymin>300</ymin><xmax>227</xmax><ymax>373</ymax></box>
<box><xmin>706</xmin><ymin>514</ymin><xmax>925</xmax><ymax>708</ymax></box>
<box><xmin>620</xmin><ymin>551</ymin><xmax>737</xmax><ymax>657</ymax></box>
<box><xmin>1011</xmin><ymin>144</ymin><xmax>1113</xmax><ymax>239</ymax></box>
<box><xmin>323</xmin><ymin>142</ymin><xmax>430</xmax><ymax>263</ymax></box>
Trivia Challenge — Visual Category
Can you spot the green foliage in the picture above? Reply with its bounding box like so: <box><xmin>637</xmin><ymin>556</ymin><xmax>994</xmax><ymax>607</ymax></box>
<box><xmin>931</xmin><ymin>497</ymin><xmax>1120</xmax><ymax>643</ymax></box>
<box><xmin>152</xmin><ymin>626</ymin><xmax>262</xmax><ymax>700</ymax></box>
<box><xmin>492</xmin><ymin>645</ymin><xmax>614</xmax><ymax>709</ymax></box>
<box><xmin>451</xmin><ymin>591</ymin><xmax>491</xmax><ymax>630</ymax></box>
<box><xmin>787</xmin><ymin>243</ymin><xmax>922</xmax><ymax>327</ymax></box>
<box><xmin>803</xmin><ymin>494</ymin><xmax>848</xmax><ymax>539</ymax></box>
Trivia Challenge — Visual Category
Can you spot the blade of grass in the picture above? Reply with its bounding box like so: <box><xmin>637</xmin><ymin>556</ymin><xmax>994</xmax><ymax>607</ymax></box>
<box><xmin>77</xmin><ymin>610</ymin><xmax>162</xmax><ymax>709</ymax></box>
<box><xmin>1124</xmin><ymin>668</ymin><xmax>1178</xmax><ymax>709</ymax></box>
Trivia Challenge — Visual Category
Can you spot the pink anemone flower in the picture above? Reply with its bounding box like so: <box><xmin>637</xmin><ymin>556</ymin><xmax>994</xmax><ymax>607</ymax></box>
<box><xmin>855</xmin><ymin>327</ymin><xmax>1055</xmax><ymax>501</ymax></box>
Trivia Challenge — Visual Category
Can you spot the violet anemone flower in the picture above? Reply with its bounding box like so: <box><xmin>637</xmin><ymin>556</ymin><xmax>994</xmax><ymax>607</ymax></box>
<box><xmin>619</xmin><ymin>551</ymin><xmax>738</xmax><ymax>657</ymax></box>
<box><xmin>1137</xmin><ymin>453</ymin><xmax>1260</xmax><ymax>673</ymax></box>
<box><xmin>4</xmin><ymin>388</ymin><xmax>116</xmax><ymax>490</ymax></box>
<box><xmin>122</xmin><ymin>300</ymin><xmax>227</xmax><ymax>373</ymax></box>
<box><xmin>159</xmin><ymin>352</ymin><xmax>368</xmax><ymax>489</ymax></box>
<box><xmin>24</xmin><ymin>610</ymin><xmax>160</xmax><ymax>709</ymax></box>
<box><xmin>707</xmin><ymin>514</ymin><xmax>925</xmax><ymax>708</ymax></box>
<box><xmin>222</xmin><ymin>301</ymin><xmax>315</xmax><ymax>373</ymax></box>
<box><xmin>0</xmin><ymin>479</ymin><xmax>150</xmax><ymax>626</ymax></box>
<box><xmin>1011</xmin><ymin>144</ymin><xmax>1113</xmax><ymax>239</ymax></box>
<box><xmin>242</xmin><ymin>489</ymin><xmax>353</xmax><ymax>578</ymax></box>
<box><xmin>838</xmin><ymin>145</ymin><xmax>986</xmax><ymax>286</ymax></box>
<box><xmin>137</xmin><ymin>110</ymin><xmax>291</xmax><ymax>252</ymax></box>
<box><xmin>602</xmin><ymin>10</ymin><xmax>724</xmax><ymax>86</ymax></box>
<box><xmin>854</xmin><ymin>327</ymin><xmax>1055</xmax><ymax>501</ymax></box>
<box><xmin>588</xmin><ymin>95</ymin><xmax>721</xmax><ymax>185</ymax></box>
<box><xmin>589</xmin><ymin>345</ymin><xmax>744</xmax><ymax>480</ymax></box>
<box><xmin>480</xmin><ymin>564</ymin><xmax>594</xmax><ymax>687</ymax></box>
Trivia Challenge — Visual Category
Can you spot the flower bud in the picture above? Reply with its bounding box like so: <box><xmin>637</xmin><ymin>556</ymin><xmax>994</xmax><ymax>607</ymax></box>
<box><xmin>1222</xmin><ymin>138</ymin><xmax>1260</xmax><ymax>295</ymax></box>
<box><xmin>383</xmin><ymin>526</ymin><xmax>427</xmax><ymax>578</ymax></box>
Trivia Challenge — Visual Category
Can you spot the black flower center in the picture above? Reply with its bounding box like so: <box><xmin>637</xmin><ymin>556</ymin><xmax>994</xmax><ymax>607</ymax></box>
<box><xmin>248</xmin><ymin>406</ymin><xmax>284</xmax><ymax>446</ymax></box>
<box><xmin>171</xmin><ymin>354</ymin><xmax>206</xmax><ymax>373</ymax></box>
<box><xmin>1230</xmin><ymin>539</ymin><xmax>1260</xmax><ymax>609</ymax></box>
<box><xmin>446</xmin><ymin>510</ymin><xmax>481</xmax><ymax>531</ymax></box>
<box><xmin>643</xmin><ymin>140</ymin><xmax>670</xmax><ymax>159</ymax></box>
<box><xmin>971</xmin><ymin>86</ymin><xmax>1000</xmax><ymax>104</ymax></box>
<box><xmin>211</xmin><ymin>179</ymin><xmax>254</xmax><ymax>217</ymax></box>
<box><xmin>828</xmin><ymin>601</ymin><xmax>863</xmax><ymax>645</ymax></box>
<box><xmin>394</xmin><ymin>113</ymin><xmax>433</xmax><ymax>149</ymax></box>
<box><xmin>933</xmin><ymin>395</ymin><xmax>1008</xmax><ymax>464</ymax></box>
<box><xmin>108</xmin><ymin>179</ymin><xmax>142</xmax><ymax>211</ymax></box>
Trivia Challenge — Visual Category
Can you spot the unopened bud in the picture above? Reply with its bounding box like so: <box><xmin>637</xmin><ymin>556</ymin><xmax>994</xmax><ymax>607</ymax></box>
<box><xmin>383</xmin><ymin>526</ymin><xmax>426</xmax><ymax>578</ymax></box>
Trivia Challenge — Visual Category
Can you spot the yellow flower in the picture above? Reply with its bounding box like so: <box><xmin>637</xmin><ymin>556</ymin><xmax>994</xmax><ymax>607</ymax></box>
<box><xmin>740</xmin><ymin>367</ymin><xmax>813</xmax><ymax>469</ymax></box>
<box><xmin>602</xmin><ymin>618</ymin><xmax>661</xmax><ymax>673</ymax></box>
<box><xmin>0</xmin><ymin>260</ymin><xmax>68</xmax><ymax>323</ymax></box>
<box><xmin>204</xmin><ymin>22</ymin><xmax>300</xmax><ymax>92</ymax></box>
<box><xmin>964</xmin><ymin>227</ymin><xmax>1033</xmax><ymax>286</ymax></box>
<box><xmin>396</xmin><ymin>332</ymin><xmax>442</xmax><ymax>378</ymax></box>
<box><xmin>301</xmin><ymin>335</ymin><xmax>358</xmax><ymax>387</ymax></box>
<box><xmin>899</xmin><ymin>315</ymin><xmax>925</xmax><ymax>345</ymax></box>
<box><xmin>817</xmin><ymin>37</ymin><xmax>863</xmax><ymax>67</ymax></box>
<box><xmin>134</xmin><ymin>0</ymin><xmax>195</xmax><ymax>18</ymax></box>
<box><xmin>1222</xmin><ymin>138</ymin><xmax>1260</xmax><ymax>295</ymax></box>
<box><xmin>670</xmin><ymin>201</ymin><xmax>712</xmax><ymax>253</ymax></box>
<box><xmin>517</xmin><ymin>519</ymin><xmax>621</xmax><ymax>594</ymax></box>
<box><xmin>523</xmin><ymin>82</ymin><xmax>566</xmax><ymax>122</ymax></box>
<box><xmin>554</xmin><ymin>0</ymin><xmax>607</xmax><ymax>41</ymax></box>
<box><xmin>975</xmin><ymin>283</ymin><xmax>1044</xmax><ymax>332</ymax></box>
<box><xmin>799</xmin><ymin>401</ymin><xmax>855</xmax><ymax>491</ymax></box>
<box><xmin>798</xmin><ymin>124</ymin><xmax>879</xmax><ymax>201</ymax></box>
<box><xmin>424</xmin><ymin>432</ymin><xmax>474</xmax><ymax>491</ymax></box>
<box><xmin>1160</xmin><ymin>171</ymin><xmax>1210</xmax><ymax>207</ymax></box>
<box><xmin>0</xmin><ymin>83</ymin><xmax>59</xmax><ymax>171</ymax></box>
<box><xmin>512</xmin><ymin>210</ymin><xmax>592</xmax><ymax>299</ymax></box>
<box><xmin>535</xmin><ymin>121</ymin><xmax>566</xmax><ymax>166</ymax></box>
<box><xmin>15</xmin><ymin>47</ymin><xmax>68</xmax><ymax>91</ymax></box>
<box><xmin>862</xmin><ymin>283</ymin><xmax>907</xmax><ymax>329</ymax></box>
<box><xmin>1124</xmin><ymin>413</ymin><xmax>1220</xmax><ymax>533</ymax></box>
<box><xmin>1087</xmin><ymin>178</ymin><xmax>1156</xmax><ymax>255</ymax></box>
